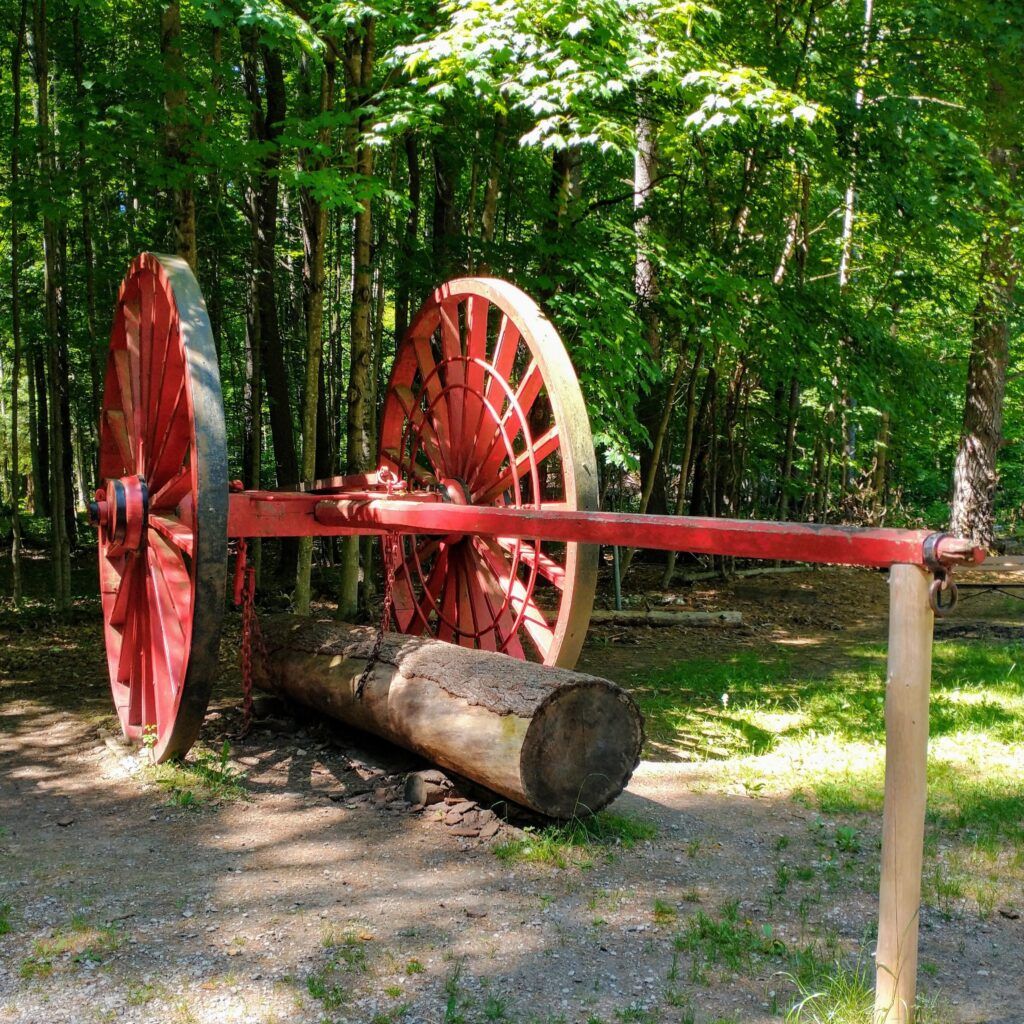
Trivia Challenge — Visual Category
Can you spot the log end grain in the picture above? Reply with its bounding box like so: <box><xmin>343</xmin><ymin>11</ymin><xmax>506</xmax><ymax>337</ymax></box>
<box><xmin>520</xmin><ymin>680</ymin><xmax>644</xmax><ymax>819</ymax></box>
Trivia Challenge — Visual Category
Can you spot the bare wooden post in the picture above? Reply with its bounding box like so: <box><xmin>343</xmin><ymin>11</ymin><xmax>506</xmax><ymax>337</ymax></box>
<box><xmin>875</xmin><ymin>564</ymin><xmax>933</xmax><ymax>1024</ymax></box>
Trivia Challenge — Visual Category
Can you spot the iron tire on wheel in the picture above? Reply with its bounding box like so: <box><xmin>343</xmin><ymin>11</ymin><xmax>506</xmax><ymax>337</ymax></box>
<box><xmin>379</xmin><ymin>277</ymin><xmax>599</xmax><ymax>669</ymax></box>
<box><xmin>96</xmin><ymin>253</ymin><xmax>227</xmax><ymax>763</ymax></box>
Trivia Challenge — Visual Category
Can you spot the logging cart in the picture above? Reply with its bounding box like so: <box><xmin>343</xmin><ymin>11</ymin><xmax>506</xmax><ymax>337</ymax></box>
<box><xmin>89</xmin><ymin>253</ymin><xmax>983</xmax><ymax>1024</ymax></box>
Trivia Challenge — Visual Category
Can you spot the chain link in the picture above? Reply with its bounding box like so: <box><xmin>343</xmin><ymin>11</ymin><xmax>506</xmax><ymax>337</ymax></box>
<box><xmin>234</xmin><ymin>538</ymin><xmax>266</xmax><ymax>736</ymax></box>
<box><xmin>354</xmin><ymin>533</ymin><xmax>400</xmax><ymax>700</ymax></box>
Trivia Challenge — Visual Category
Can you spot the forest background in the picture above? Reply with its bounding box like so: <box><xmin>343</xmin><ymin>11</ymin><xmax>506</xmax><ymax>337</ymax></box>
<box><xmin>0</xmin><ymin>0</ymin><xmax>1020</xmax><ymax>614</ymax></box>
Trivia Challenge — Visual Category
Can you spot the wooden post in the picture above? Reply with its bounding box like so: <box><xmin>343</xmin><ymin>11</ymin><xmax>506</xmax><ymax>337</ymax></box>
<box><xmin>875</xmin><ymin>564</ymin><xmax>933</xmax><ymax>1024</ymax></box>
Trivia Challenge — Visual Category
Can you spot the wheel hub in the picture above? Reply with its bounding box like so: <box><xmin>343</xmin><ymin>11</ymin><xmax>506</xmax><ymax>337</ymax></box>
<box><xmin>89</xmin><ymin>475</ymin><xmax>149</xmax><ymax>552</ymax></box>
<box><xmin>440</xmin><ymin>476</ymin><xmax>471</xmax><ymax>544</ymax></box>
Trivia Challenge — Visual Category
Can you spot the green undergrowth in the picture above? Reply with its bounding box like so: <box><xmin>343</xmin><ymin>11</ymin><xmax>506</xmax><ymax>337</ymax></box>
<box><xmin>493</xmin><ymin>812</ymin><xmax>657</xmax><ymax>869</ymax></box>
<box><xmin>144</xmin><ymin>739</ymin><xmax>247</xmax><ymax>809</ymax></box>
<box><xmin>632</xmin><ymin>639</ymin><xmax>1024</xmax><ymax>916</ymax></box>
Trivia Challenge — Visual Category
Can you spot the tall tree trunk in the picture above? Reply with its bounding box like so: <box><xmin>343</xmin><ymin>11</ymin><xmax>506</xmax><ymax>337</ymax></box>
<box><xmin>32</xmin><ymin>0</ymin><xmax>71</xmax><ymax>609</ymax></box>
<box><xmin>73</xmin><ymin>7</ymin><xmax>100</xmax><ymax>478</ymax></box>
<box><xmin>431</xmin><ymin>132</ymin><xmax>459</xmax><ymax>280</ymax></box>
<box><xmin>836</xmin><ymin>0</ymin><xmax>874</xmax><ymax>495</ymax></box>
<box><xmin>339</xmin><ymin>17</ymin><xmax>376</xmax><ymax>618</ymax></box>
<box><xmin>8</xmin><ymin>0</ymin><xmax>27</xmax><ymax>601</ymax></box>
<box><xmin>632</xmin><ymin>112</ymin><xmax>670</xmax><ymax>518</ymax></box>
<box><xmin>662</xmin><ymin>343</ymin><xmax>704</xmax><ymax>585</ymax></box>
<box><xmin>950</xmin><ymin>233</ymin><xmax>1017</xmax><ymax>545</ymax></box>
<box><xmin>295</xmin><ymin>54</ymin><xmax>336</xmax><ymax>613</ymax></box>
<box><xmin>30</xmin><ymin>350</ymin><xmax>48</xmax><ymax>516</ymax></box>
<box><xmin>394</xmin><ymin>133</ymin><xmax>420</xmax><ymax>346</ymax></box>
<box><xmin>872</xmin><ymin>410</ymin><xmax>889</xmax><ymax>521</ymax></box>
<box><xmin>242</xmin><ymin>31</ymin><xmax>300</xmax><ymax>582</ymax></box>
<box><xmin>777</xmin><ymin>377</ymin><xmax>800</xmax><ymax>520</ymax></box>
<box><xmin>476</xmin><ymin>111</ymin><xmax>506</xmax><ymax>273</ymax></box>
<box><xmin>161</xmin><ymin>1</ymin><xmax>197</xmax><ymax>269</ymax></box>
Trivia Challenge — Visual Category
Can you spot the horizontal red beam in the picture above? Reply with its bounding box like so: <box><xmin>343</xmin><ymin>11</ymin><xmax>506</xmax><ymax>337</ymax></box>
<box><xmin>228</xmin><ymin>491</ymin><xmax>983</xmax><ymax>569</ymax></box>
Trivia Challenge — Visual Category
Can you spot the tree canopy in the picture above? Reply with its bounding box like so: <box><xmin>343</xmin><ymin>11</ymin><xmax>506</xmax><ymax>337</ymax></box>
<box><xmin>0</xmin><ymin>0</ymin><xmax>1020</xmax><ymax>609</ymax></box>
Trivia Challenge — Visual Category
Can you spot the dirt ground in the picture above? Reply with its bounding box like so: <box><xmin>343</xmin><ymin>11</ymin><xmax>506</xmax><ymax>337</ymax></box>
<box><xmin>1</xmin><ymin>555</ymin><xmax>1022</xmax><ymax>1024</ymax></box>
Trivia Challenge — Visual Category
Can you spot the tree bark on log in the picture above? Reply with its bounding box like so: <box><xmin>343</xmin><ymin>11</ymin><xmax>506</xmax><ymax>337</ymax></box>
<box><xmin>255</xmin><ymin>617</ymin><xmax>644</xmax><ymax>819</ymax></box>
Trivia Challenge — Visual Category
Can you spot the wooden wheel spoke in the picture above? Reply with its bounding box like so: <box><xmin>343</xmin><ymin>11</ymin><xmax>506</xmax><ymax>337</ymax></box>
<box><xmin>474</xmin><ymin>424</ymin><xmax>560</xmax><ymax>504</ymax></box>
<box><xmin>467</xmin><ymin>539</ymin><xmax>526</xmax><ymax>658</ymax></box>
<box><xmin>436</xmin><ymin>563</ymin><xmax>459</xmax><ymax>643</ymax></box>
<box><xmin>149</xmin><ymin>534</ymin><xmax>192</xmax><ymax>635</ymax></box>
<box><xmin>146</xmin><ymin>549</ymin><xmax>187</xmax><ymax>709</ymax></box>
<box><xmin>139</xmin><ymin>271</ymin><xmax>155</xmax><ymax>449</ymax></box>
<box><xmin>460</xmin><ymin>296</ymin><xmax>490</xmax><ymax>474</ymax></box>
<box><xmin>123</xmin><ymin>299</ymin><xmax>144</xmax><ymax>469</ymax></box>
<box><xmin>476</xmin><ymin>538</ymin><xmax>553</xmax><ymax>660</ymax></box>
<box><xmin>392</xmin><ymin>386</ymin><xmax>449</xmax><ymax>477</ymax></box>
<box><xmin>111</xmin><ymin>349</ymin><xmax>138</xmax><ymax>462</ymax></box>
<box><xmin>496</xmin><ymin>537</ymin><xmax>566</xmax><ymax>590</ymax></box>
<box><xmin>148</xmin><ymin>382</ymin><xmax>190</xmax><ymax>490</ymax></box>
<box><xmin>438</xmin><ymin>304</ymin><xmax>466</xmax><ymax>457</ymax></box>
<box><xmin>469</xmin><ymin>361</ymin><xmax>545</xmax><ymax>494</ymax></box>
<box><xmin>105</xmin><ymin>409</ymin><xmax>135</xmax><ymax>477</ymax></box>
<box><xmin>464</xmin><ymin>315</ymin><xmax>521</xmax><ymax>484</ymax></box>
<box><xmin>392</xmin><ymin>570</ymin><xmax>422</xmax><ymax>634</ymax></box>
<box><xmin>150</xmin><ymin>467</ymin><xmax>192</xmax><ymax>511</ymax></box>
<box><xmin>149</xmin><ymin>513</ymin><xmax>194</xmax><ymax>558</ymax></box>
<box><xmin>461</xmin><ymin>547</ymin><xmax>499</xmax><ymax>653</ymax></box>
<box><xmin>411</xmin><ymin>334</ymin><xmax>454</xmax><ymax>464</ymax></box>
<box><xmin>454</xmin><ymin>549</ymin><xmax>478</xmax><ymax>648</ymax></box>
<box><xmin>126</xmin><ymin>622</ymin><xmax>145</xmax><ymax>725</ymax></box>
<box><xmin>417</xmin><ymin>545</ymin><xmax>450</xmax><ymax>626</ymax></box>
<box><xmin>383</xmin><ymin>447</ymin><xmax>437</xmax><ymax>486</ymax></box>
<box><xmin>144</xmin><ymin>288</ymin><xmax>174</xmax><ymax>456</ymax></box>
<box><xmin>110</xmin><ymin>555</ymin><xmax>139</xmax><ymax>627</ymax></box>
<box><xmin>147</xmin><ymin>350</ymin><xmax>184</xmax><ymax>474</ymax></box>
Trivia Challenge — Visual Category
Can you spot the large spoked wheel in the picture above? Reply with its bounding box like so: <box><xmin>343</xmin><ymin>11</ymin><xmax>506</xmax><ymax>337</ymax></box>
<box><xmin>95</xmin><ymin>253</ymin><xmax>227</xmax><ymax>762</ymax></box>
<box><xmin>379</xmin><ymin>278</ymin><xmax>599</xmax><ymax>668</ymax></box>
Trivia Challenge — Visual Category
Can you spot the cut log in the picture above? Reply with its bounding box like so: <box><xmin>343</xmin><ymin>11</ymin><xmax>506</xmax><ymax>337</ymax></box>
<box><xmin>254</xmin><ymin>616</ymin><xmax>644</xmax><ymax>819</ymax></box>
<box><xmin>589</xmin><ymin>609</ymin><xmax>742</xmax><ymax>627</ymax></box>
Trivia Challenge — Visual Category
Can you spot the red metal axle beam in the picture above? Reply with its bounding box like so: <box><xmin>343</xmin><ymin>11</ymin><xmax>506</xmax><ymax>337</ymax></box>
<box><xmin>227</xmin><ymin>491</ymin><xmax>983</xmax><ymax>570</ymax></box>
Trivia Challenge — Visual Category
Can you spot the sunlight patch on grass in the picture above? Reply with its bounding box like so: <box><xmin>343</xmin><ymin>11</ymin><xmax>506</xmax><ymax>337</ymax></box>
<box><xmin>144</xmin><ymin>740</ymin><xmax>247</xmax><ymax>809</ymax></box>
<box><xmin>493</xmin><ymin>812</ymin><xmax>657</xmax><ymax>869</ymax></box>
<box><xmin>631</xmin><ymin>640</ymin><xmax>1024</xmax><ymax>917</ymax></box>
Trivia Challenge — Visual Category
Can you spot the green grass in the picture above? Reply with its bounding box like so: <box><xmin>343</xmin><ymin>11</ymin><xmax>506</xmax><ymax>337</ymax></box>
<box><xmin>145</xmin><ymin>740</ymin><xmax>247</xmax><ymax>808</ymax></box>
<box><xmin>676</xmin><ymin>900</ymin><xmax>786</xmax><ymax>977</ymax></box>
<box><xmin>0</xmin><ymin>902</ymin><xmax>11</xmax><ymax>937</ymax></box>
<box><xmin>19</xmin><ymin>914</ymin><xmax>124</xmax><ymax>978</ymax></box>
<box><xmin>631</xmin><ymin>639</ymin><xmax>1024</xmax><ymax>915</ymax></box>
<box><xmin>493</xmin><ymin>812</ymin><xmax>657</xmax><ymax>869</ymax></box>
<box><xmin>785</xmin><ymin>959</ymin><xmax>945</xmax><ymax>1023</ymax></box>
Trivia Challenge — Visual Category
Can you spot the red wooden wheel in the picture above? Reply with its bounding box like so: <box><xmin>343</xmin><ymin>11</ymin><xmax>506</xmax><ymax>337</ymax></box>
<box><xmin>94</xmin><ymin>253</ymin><xmax>227</xmax><ymax>762</ymax></box>
<box><xmin>380</xmin><ymin>278</ymin><xmax>599</xmax><ymax>668</ymax></box>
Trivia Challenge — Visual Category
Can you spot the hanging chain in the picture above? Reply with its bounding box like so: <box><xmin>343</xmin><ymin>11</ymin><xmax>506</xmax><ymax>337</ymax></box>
<box><xmin>234</xmin><ymin>538</ymin><xmax>266</xmax><ymax>735</ymax></box>
<box><xmin>354</xmin><ymin>532</ymin><xmax>400</xmax><ymax>700</ymax></box>
<box><xmin>929</xmin><ymin>570</ymin><xmax>959</xmax><ymax>618</ymax></box>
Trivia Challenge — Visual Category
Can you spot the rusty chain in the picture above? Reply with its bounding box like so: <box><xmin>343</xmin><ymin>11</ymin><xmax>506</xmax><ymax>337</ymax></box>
<box><xmin>354</xmin><ymin>533</ymin><xmax>401</xmax><ymax>700</ymax></box>
<box><xmin>234</xmin><ymin>538</ymin><xmax>266</xmax><ymax>736</ymax></box>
